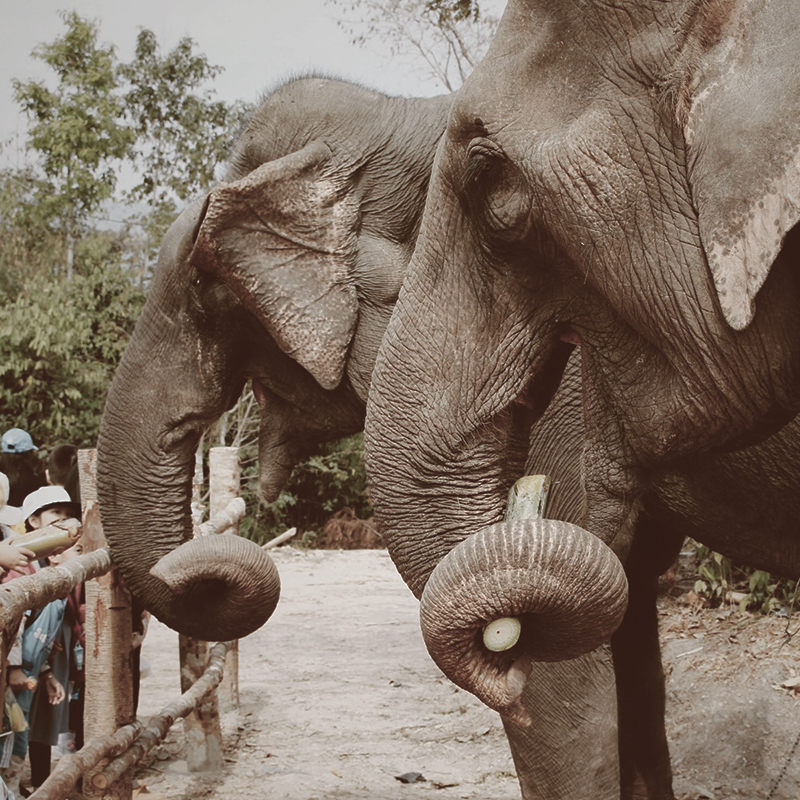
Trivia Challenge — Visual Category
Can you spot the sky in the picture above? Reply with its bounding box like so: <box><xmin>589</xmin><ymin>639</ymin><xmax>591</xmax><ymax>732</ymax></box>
<box><xmin>2</xmin><ymin>0</ymin><xmax>506</xmax><ymax>168</ymax></box>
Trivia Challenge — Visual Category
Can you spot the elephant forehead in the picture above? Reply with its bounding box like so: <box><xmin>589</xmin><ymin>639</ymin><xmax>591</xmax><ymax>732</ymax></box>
<box><xmin>452</xmin><ymin>35</ymin><xmax>590</xmax><ymax>142</ymax></box>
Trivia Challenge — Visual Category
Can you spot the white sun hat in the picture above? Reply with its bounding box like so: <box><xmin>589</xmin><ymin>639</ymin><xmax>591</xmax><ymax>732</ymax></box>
<box><xmin>21</xmin><ymin>485</ymin><xmax>79</xmax><ymax>524</ymax></box>
<box><xmin>0</xmin><ymin>472</ymin><xmax>23</xmax><ymax>527</ymax></box>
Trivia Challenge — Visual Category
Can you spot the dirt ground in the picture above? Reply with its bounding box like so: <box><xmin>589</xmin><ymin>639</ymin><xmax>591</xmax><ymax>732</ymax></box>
<box><xmin>130</xmin><ymin>547</ymin><xmax>800</xmax><ymax>800</ymax></box>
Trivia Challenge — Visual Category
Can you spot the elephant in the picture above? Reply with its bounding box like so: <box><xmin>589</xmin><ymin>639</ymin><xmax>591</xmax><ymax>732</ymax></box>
<box><xmin>522</xmin><ymin>350</ymin><xmax>800</xmax><ymax>800</ymax></box>
<box><xmin>95</xmin><ymin>76</ymin><xmax>451</xmax><ymax>643</ymax></box>
<box><xmin>362</xmin><ymin>0</ymin><xmax>800</xmax><ymax>797</ymax></box>
<box><xmin>519</xmin><ymin>354</ymin><xmax>783</xmax><ymax>798</ymax></box>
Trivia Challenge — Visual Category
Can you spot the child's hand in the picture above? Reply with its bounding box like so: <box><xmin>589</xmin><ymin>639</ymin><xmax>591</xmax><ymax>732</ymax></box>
<box><xmin>7</xmin><ymin>667</ymin><xmax>29</xmax><ymax>692</ymax></box>
<box><xmin>0</xmin><ymin>541</ymin><xmax>35</xmax><ymax>571</ymax></box>
<box><xmin>45</xmin><ymin>672</ymin><xmax>65</xmax><ymax>705</ymax></box>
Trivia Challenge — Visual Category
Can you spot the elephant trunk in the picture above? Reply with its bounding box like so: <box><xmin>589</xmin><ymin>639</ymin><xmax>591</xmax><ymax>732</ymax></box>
<box><xmin>149</xmin><ymin>534</ymin><xmax>280</xmax><ymax>638</ymax></box>
<box><xmin>365</xmin><ymin>206</ymin><xmax>627</xmax><ymax>721</ymax></box>
<box><xmin>97</xmin><ymin>305</ymin><xmax>279</xmax><ymax>642</ymax></box>
<box><xmin>365</xmin><ymin>359</ymin><xmax>627</xmax><ymax>722</ymax></box>
<box><xmin>419</xmin><ymin>519</ymin><xmax>628</xmax><ymax>725</ymax></box>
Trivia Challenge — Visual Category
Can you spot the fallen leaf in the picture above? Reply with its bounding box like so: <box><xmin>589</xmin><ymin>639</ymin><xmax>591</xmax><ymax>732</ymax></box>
<box><xmin>395</xmin><ymin>772</ymin><xmax>426</xmax><ymax>784</ymax></box>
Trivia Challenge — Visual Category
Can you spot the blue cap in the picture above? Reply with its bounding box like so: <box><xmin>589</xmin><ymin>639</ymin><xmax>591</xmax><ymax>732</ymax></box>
<box><xmin>1</xmin><ymin>428</ymin><xmax>38</xmax><ymax>453</ymax></box>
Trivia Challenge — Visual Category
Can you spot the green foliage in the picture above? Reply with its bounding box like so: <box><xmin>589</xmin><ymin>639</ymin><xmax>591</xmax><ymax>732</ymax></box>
<box><xmin>690</xmin><ymin>541</ymin><xmax>797</xmax><ymax>615</ymax></box>
<box><xmin>118</xmin><ymin>29</ymin><xmax>253</xmax><ymax>278</ymax></box>
<box><xmin>3</xmin><ymin>12</ymin><xmax>249</xmax><ymax>453</ymax></box>
<box><xmin>0</xmin><ymin>166</ymin><xmax>63</xmax><ymax>295</ymax></box>
<box><xmin>206</xmin><ymin>394</ymin><xmax>372</xmax><ymax>545</ymax></box>
<box><xmin>12</xmin><ymin>11</ymin><xmax>134</xmax><ymax>268</ymax></box>
<box><xmin>251</xmin><ymin>434</ymin><xmax>372</xmax><ymax>545</ymax></box>
<box><xmin>0</xmin><ymin>235</ymin><xmax>145</xmax><ymax>448</ymax></box>
<box><xmin>120</xmin><ymin>29</ymin><xmax>248</xmax><ymax>204</ymax></box>
<box><xmin>426</xmin><ymin>0</ymin><xmax>480</xmax><ymax>23</ymax></box>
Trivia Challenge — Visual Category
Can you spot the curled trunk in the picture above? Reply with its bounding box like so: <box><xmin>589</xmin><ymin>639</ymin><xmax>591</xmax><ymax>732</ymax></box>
<box><xmin>97</xmin><ymin>289</ymin><xmax>279</xmax><ymax>642</ymax></box>
<box><xmin>419</xmin><ymin>518</ymin><xmax>628</xmax><ymax>725</ymax></box>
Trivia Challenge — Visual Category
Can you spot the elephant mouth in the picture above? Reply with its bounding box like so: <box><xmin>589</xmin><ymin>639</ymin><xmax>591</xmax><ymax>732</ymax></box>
<box><xmin>511</xmin><ymin>338</ymin><xmax>576</xmax><ymax>424</ymax></box>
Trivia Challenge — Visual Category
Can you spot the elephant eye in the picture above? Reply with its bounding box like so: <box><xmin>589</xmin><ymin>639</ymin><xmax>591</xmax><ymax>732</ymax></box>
<box><xmin>462</xmin><ymin>140</ymin><xmax>502</xmax><ymax>191</ymax></box>
<box><xmin>461</xmin><ymin>140</ymin><xmax>532</xmax><ymax>244</ymax></box>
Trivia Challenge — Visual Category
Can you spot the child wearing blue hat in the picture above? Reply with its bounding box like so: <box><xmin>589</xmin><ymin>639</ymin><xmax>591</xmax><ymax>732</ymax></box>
<box><xmin>0</xmin><ymin>430</ymin><xmax>45</xmax><ymax>507</ymax></box>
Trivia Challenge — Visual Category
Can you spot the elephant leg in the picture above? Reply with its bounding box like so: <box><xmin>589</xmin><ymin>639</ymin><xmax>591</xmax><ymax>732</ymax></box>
<box><xmin>503</xmin><ymin>646</ymin><xmax>620</xmax><ymax>800</ymax></box>
<box><xmin>612</xmin><ymin>511</ymin><xmax>684</xmax><ymax>800</ymax></box>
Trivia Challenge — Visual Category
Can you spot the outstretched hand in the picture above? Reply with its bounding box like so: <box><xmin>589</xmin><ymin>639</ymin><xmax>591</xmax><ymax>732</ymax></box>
<box><xmin>0</xmin><ymin>541</ymin><xmax>36</xmax><ymax>572</ymax></box>
<box><xmin>45</xmin><ymin>672</ymin><xmax>65</xmax><ymax>705</ymax></box>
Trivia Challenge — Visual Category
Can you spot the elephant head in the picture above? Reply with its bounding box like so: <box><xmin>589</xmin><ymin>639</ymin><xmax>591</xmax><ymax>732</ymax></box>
<box><xmin>97</xmin><ymin>78</ymin><xmax>450</xmax><ymax>641</ymax></box>
<box><xmin>364</xmin><ymin>0</ymin><xmax>800</xmax><ymax>718</ymax></box>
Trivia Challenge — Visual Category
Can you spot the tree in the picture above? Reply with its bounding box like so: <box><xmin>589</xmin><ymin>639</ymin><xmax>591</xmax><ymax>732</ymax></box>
<box><xmin>0</xmin><ymin>166</ymin><xmax>62</xmax><ymax>298</ymax></box>
<box><xmin>0</xmin><ymin>232</ymin><xmax>146</xmax><ymax>448</ymax></box>
<box><xmin>119</xmin><ymin>30</ymin><xmax>253</xmax><ymax>278</ymax></box>
<box><xmin>328</xmin><ymin>0</ymin><xmax>498</xmax><ymax>91</ymax></box>
<box><xmin>12</xmin><ymin>12</ymin><xmax>133</xmax><ymax>281</ymax></box>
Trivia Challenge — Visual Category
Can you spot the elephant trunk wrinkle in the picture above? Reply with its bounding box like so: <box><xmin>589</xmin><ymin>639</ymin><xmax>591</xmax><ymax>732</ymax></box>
<box><xmin>418</xmin><ymin>518</ymin><xmax>628</xmax><ymax>723</ymax></box>
<box><xmin>149</xmin><ymin>534</ymin><xmax>281</xmax><ymax>641</ymax></box>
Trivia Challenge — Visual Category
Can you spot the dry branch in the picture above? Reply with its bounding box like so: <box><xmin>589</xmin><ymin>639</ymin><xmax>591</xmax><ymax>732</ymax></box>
<box><xmin>263</xmin><ymin>527</ymin><xmax>298</xmax><ymax>550</ymax></box>
<box><xmin>92</xmin><ymin>641</ymin><xmax>232</xmax><ymax>788</ymax></box>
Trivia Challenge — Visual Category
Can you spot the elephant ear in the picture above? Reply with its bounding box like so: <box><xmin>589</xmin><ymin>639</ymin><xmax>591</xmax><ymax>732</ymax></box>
<box><xmin>190</xmin><ymin>140</ymin><xmax>359</xmax><ymax>390</ymax></box>
<box><xmin>683</xmin><ymin>0</ymin><xmax>800</xmax><ymax>331</ymax></box>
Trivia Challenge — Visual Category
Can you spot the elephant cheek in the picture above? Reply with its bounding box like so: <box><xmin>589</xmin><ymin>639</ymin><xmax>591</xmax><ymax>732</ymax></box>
<box><xmin>419</xmin><ymin>518</ymin><xmax>628</xmax><ymax>725</ymax></box>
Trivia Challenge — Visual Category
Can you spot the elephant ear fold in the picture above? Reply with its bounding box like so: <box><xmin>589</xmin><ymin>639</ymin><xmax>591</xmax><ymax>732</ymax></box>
<box><xmin>189</xmin><ymin>140</ymin><xmax>359</xmax><ymax>390</ymax></box>
<box><xmin>683</xmin><ymin>0</ymin><xmax>800</xmax><ymax>331</ymax></box>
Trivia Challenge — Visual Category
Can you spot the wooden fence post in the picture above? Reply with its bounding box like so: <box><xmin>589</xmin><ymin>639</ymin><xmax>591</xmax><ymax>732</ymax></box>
<box><xmin>209</xmin><ymin>447</ymin><xmax>240</xmax><ymax>710</ymax></box>
<box><xmin>178</xmin><ymin>447</ymin><xmax>241</xmax><ymax>771</ymax></box>
<box><xmin>79</xmin><ymin>449</ymin><xmax>134</xmax><ymax>800</ymax></box>
<box><xmin>177</xmin><ymin>634</ymin><xmax>223</xmax><ymax>772</ymax></box>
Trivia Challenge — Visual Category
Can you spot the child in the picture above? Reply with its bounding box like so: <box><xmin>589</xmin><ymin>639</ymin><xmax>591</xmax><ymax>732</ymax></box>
<box><xmin>0</xmin><ymin>472</ymin><xmax>35</xmax><ymax>574</ymax></box>
<box><xmin>11</xmin><ymin>486</ymin><xmax>80</xmax><ymax>796</ymax></box>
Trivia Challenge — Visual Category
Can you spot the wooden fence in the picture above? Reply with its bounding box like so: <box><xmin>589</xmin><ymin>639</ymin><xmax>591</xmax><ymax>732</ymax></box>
<box><xmin>0</xmin><ymin>447</ymin><xmax>253</xmax><ymax>800</ymax></box>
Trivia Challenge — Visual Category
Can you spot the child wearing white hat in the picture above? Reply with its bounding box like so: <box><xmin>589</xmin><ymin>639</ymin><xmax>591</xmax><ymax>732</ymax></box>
<box><xmin>0</xmin><ymin>473</ymin><xmax>36</xmax><ymax>574</ymax></box>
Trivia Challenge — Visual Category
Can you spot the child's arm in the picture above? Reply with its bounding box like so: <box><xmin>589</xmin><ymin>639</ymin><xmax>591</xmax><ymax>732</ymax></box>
<box><xmin>42</xmin><ymin>669</ymin><xmax>65</xmax><ymax>705</ymax></box>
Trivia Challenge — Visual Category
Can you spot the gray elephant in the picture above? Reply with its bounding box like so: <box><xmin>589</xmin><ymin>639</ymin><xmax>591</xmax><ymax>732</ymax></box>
<box><xmin>523</xmin><ymin>352</ymin><xmax>800</xmax><ymax>800</ymax></box>
<box><xmin>362</xmin><ymin>1</ymin><xmax>800</xmax><ymax>797</ymax></box>
<box><xmin>96</xmin><ymin>77</ymin><xmax>451</xmax><ymax>642</ymax></box>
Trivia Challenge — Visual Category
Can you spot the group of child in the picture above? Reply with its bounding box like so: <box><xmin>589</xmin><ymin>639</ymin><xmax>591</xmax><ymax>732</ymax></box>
<box><xmin>0</xmin><ymin>429</ymin><xmax>85</xmax><ymax>798</ymax></box>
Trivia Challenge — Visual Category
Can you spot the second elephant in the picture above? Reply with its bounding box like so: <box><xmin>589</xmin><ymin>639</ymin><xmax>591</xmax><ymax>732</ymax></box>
<box><xmin>96</xmin><ymin>77</ymin><xmax>451</xmax><ymax>642</ymax></box>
